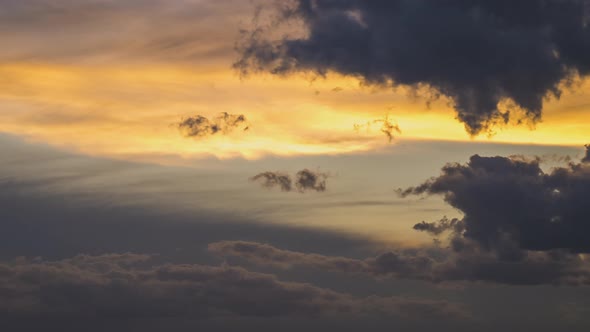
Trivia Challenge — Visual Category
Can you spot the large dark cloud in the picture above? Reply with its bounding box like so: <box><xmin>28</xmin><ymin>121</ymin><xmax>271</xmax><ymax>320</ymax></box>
<box><xmin>235</xmin><ymin>0</ymin><xmax>590</xmax><ymax>134</ymax></box>
<box><xmin>583</xmin><ymin>144</ymin><xmax>590</xmax><ymax>163</ymax></box>
<box><xmin>399</xmin><ymin>146</ymin><xmax>590</xmax><ymax>254</ymax></box>
<box><xmin>0</xmin><ymin>254</ymin><xmax>465</xmax><ymax>321</ymax></box>
<box><xmin>250</xmin><ymin>169</ymin><xmax>329</xmax><ymax>193</ymax></box>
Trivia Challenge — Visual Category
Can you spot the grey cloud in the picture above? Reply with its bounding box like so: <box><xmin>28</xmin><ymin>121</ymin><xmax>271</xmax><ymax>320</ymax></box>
<box><xmin>398</xmin><ymin>146</ymin><xmax>590</xmax><ymax>254</ymax></box>
<box><xmin>583</xmin><ymin>144</ymin><xmax>590</xmax><ymax>163</ymax></box>
<box><xmin>235</xmin><ymin>0</ymin><xmax>590</xmax><ymax>135</ymax></box>
<box><xmin>250</xmin><ymin>172</ymin><xmax>293</xmax><ymax>192</ymax></box>
<box><xmin>250</xmin><ymin>169</ymin><xmax>329</xmax><ymax>193</ymax></box>
<box><xmin>0</xmin><ymin>254</ymin><xmax>466</xmax><ymax>320</ymax></box>
<box><xmin>178</xmin><ymin>112</ymin><xmax>248</xmax><ymax>138</ymax></box>
<box><xmin>209</xmin><ymin>240</ymin><xmax>590</xmax><ymax>286</ymax></box>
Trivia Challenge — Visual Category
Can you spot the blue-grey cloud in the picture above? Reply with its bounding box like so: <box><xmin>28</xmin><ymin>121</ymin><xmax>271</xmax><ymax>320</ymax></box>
<box><xmin>235</xmin><ymin>0</ymin><xmax>590</xmax><ymax>135</ymax></box>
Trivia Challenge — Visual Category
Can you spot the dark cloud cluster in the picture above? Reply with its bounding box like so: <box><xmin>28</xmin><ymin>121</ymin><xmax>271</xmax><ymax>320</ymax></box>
<box><xmin>354</xmin><ymin>115</ymin><xmax>401</xmax><ymax>143</ymax></box>
<box><xmin>0</xmin><ymin>254</ymin><xmax>465</xmax><ymax>320</ymax></box>
<box><xmin>583</xmin><ymin>144</ymin><xmax>590</xmax><ymax>163</ymax></box>
<box><xmin>235</xmin><ymin>0</ymin><xmax>590</xmax><ymax>135</ymax></box>
<box><xmin>399</xmin><ymin>147</ymin><xmax>590</xmax><ymax>254</ymax></box>
<box><xmin>250</xmin><ymin>169</ymin><xmax>329</xmax><ymax>193</ymax></box>
<box><xmin>178</xmin><ymin>112</ymin><xmax>248</xmax><ymax>138</ymax></box>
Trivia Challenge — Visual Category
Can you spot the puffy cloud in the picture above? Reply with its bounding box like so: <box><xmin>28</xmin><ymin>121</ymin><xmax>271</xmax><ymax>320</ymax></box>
<box><xmin>0</xmin><ymin>254</ymin><xmax>465</xmax><ymax>320</ymax></box>
<box><xmin>399</xmin><ymin>146</ymin><xmax>590</xmax><ymax>254</ymax></box>
<box><xmin>295</xmin><ymin>169</ymin><xmax>329</xmax><ymax>192</ymax></box>
<box><xmin>178</xmin><ymin>112</ymin><xmax>248</xmax><ymax>138</ymax></box>
<box><xmin>250</xmin><ymin>169</ymin><xmax>329</xmax><ymax>193</ymax></box>
<box><xmin>235</xmin><ymin>0</ymin><xmax>590</xmax><ymax>135</ymax></box>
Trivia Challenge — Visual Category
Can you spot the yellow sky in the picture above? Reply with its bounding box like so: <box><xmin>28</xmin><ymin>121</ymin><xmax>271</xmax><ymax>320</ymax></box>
<box><xmin>0</xmin><ymin>61</ymin><xmax>588</xmax><ymax>163</ymax></box>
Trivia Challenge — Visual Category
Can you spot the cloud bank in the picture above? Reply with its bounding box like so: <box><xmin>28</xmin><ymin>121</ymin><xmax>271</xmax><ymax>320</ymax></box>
<box><xmin>0</xmin><ymin>254</ymin><xmax>465</xmax><ymax>320</ymax></box>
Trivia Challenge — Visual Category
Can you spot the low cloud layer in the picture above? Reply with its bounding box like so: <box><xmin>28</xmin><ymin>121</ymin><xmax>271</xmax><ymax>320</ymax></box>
<box><xmin>178</xmin><ymin>112</ymin><xmax>248</xmax><ymax>138</ymax></box>
<box><xmin>0</xmin><ymin>253</ymin><xmax>465</xmax><ymax>320</ymax></box>
<box><xmin>209</xmin><ymin>240</ymin><xmax>590</xmax><ymax>286</ymax></box>
<box><xmin>236</xmin><ymin>0</ymin><xmax>590</xmax><ymax>135</ymax></box>
<box><xmin>250</xmin><ymin>169</ymin><xmax>329</xmax><ymax>193</ymax></box>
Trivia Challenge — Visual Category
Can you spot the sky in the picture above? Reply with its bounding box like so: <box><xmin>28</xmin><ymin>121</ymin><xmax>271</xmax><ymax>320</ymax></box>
<box><xmin>1</xmin><ymin>1</ymin><xmax>590</xmax><ymax>331</ymax></box>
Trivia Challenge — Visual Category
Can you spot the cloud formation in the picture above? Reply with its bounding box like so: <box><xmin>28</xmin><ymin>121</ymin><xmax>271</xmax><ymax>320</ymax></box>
<box><xmin>250</xmin><ymin>169</ymin><xmax>329</xmax><ymax>193</ymax></box>
<box><xmin>209</xmin><ymin>240</ymin><xmax>590</xmax><ymax>286</ymax></box>
<box><xmin>178</xmin><ymin>112</ymin><xmax>248</xmax><ymax>138</ymax></box>
<box><xmin>0</xmin><ymin>254</ymin><xmax>465</xmax><ymax>320</ymax></box>
<box><xmin>399</xmin><ymin>146</ymin><xmax>590</xmax><ymax>254</ymax></box>
<box><xmin>235</xmin><ymin>0</ymin><xmax>590</xmax><ymax>135</ymax></box>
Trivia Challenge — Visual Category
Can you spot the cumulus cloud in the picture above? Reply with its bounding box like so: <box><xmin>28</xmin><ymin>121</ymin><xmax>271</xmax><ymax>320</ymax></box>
<box><xmin>583</xmin><ymin>144</ymin><xmax>590</xmax><ymax>163</ymax></box>
<box><xmin>235</xmin><ymin>0</ymin><xmax>590</xmax><ymax>135</ymax></box>
<box><xmin>178</xmin><ymin>112</ymin><xmax>248</xmax><ymax>138</ymax></box>
<box><xmin>250</xmin><ymin>169</ymin><xmax>329</xmax><ymax>193</ymax></box>
<box><xmin>209</xmin><ymin>241</ymin><xmax>590</xmax><ymax>286</ymax></box>
<box><xmin>0</xmin><ymin>254</ymin><xmax>465</xmax><ymax>320</ymax></box>
<box><xmin>398</xmin><ymin>146</ymin><xmax>590</xmax><ymax>254</ymax></box>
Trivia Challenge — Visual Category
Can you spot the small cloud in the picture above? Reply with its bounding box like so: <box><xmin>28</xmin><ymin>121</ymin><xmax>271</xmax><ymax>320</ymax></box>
<box><xmin>331</xmin><ymin>87</ymin><xmax>344</xmax><ymax>92</ymax></box>
<box><xmin>177</xmin><ymin>112</ymin><xmax>249</xmax><ymax>138</ymax></box>
<box><xmin>250</xmin><ymin>172</ymin><xmax>292</xmax><ymax>192</ymax></box>
<box><xmin>354</xmin><ymin>114</ymin><xmax>401</xmax><ymax>143</ymax></box>
<box><xmin>250</xmin><ymin>169</ymin><xmax>330</xmax><ymax>193</ymax></box>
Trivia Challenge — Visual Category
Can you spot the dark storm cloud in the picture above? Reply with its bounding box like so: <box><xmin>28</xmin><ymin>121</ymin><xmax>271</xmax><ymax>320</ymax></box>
<box><xmin>0</xmin><ymin>254</ymin><xmax>465</xmax><ymax>320</ymax></box>
<box><xmin>209</xmin><ymin>241</ymin><xmax>590</xmax><ymax>286</ymax></box>
<box><xmin>235</xmin><ymin>0</ymin><xmax>590</xmax><ymax>134</ymax></box>
<box><xmin>250</xmin><ymin>169</ymin><xmax>329</xmax><ymax>193</ymax></box>
<box><xmin>399</xmin><ymin>146</ymin><xmax>590</xmax><ymax>254</ymax></box>
<box><xmin>178</xmin><ymin>112</ymin><xmax>248</xmax><ymax>138</ymax></box>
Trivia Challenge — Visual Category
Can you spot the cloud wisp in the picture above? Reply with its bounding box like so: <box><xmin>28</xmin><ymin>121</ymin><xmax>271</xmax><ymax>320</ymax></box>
<box><xmin>177</xmin><ymin>112</ymin><xmax>249</xmax><ymax>139</ymax></box>
<box><xmin>235</xmin><ymin>0</ymin><xmax>590</xmax><ymax>135</ymax></box>
<box><xmin>354</xmin><ymin>115</ymin><xmax>402</xmax><ymax>143</ymax></box>
<box><xmin>250</xmin><ymin>169</ymin><xmax>329</xmax><ymax>193</ymax></box>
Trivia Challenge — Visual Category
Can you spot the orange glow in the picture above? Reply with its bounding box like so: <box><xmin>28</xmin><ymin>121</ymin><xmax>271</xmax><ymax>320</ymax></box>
<box><xmin>0</xmin><ymin>62</ymin><xmax>588</xmax><ymax>163</ymax></box>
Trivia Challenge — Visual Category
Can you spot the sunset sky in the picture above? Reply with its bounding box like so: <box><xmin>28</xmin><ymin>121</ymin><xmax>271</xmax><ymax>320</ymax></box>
<box><xmin>1</xmin><ymin>1</ymin><xmax>590</xmax><ymax>331</ymax></box>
